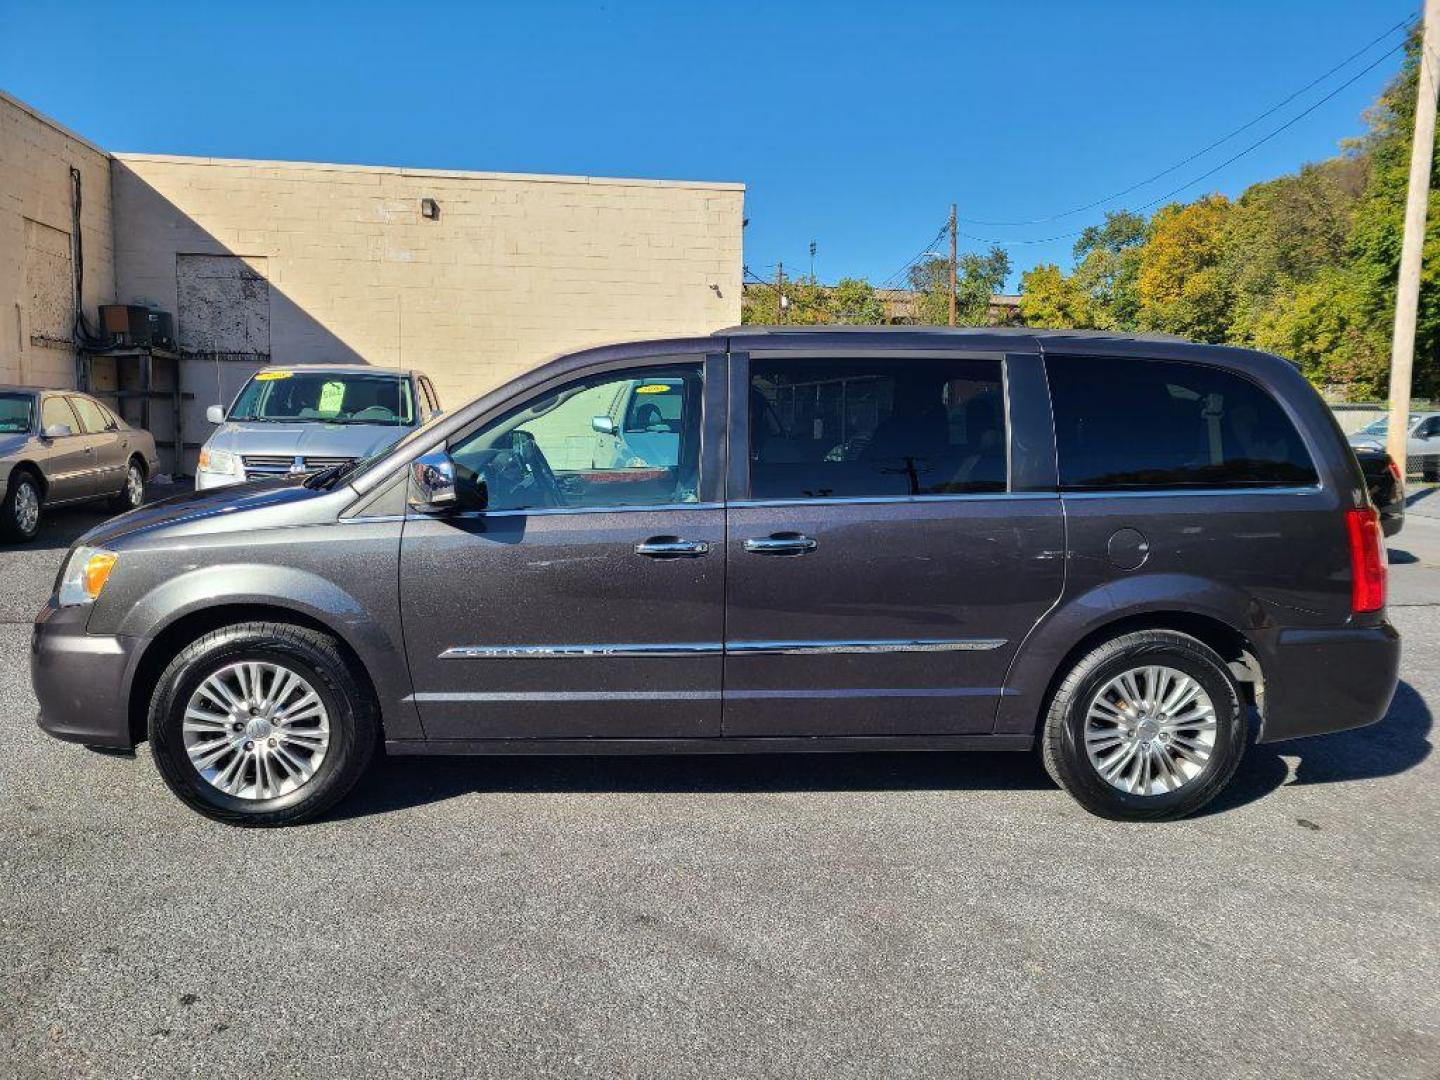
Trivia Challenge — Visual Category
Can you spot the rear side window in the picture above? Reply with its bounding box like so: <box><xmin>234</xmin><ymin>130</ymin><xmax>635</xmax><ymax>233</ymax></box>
<box><xmin>749</xmin><ymin>356</ymin><xmax>1006</xmax><ymax>500</ymax></box>
<box><xmin>69</xmin><ymin>396</ymin><xmax>112</xmax><ymax>434</ymax></box>
<box><xmin>1046</xmin><ymin>355</ymin><xmax>1318</xmax><ymax>490</ymax></box>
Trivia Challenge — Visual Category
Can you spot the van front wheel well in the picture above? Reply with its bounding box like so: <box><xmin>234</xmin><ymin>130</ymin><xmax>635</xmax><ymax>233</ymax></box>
<box><xmin>127</xmin><ymin>604</ymin><xmax>376</xmax><ymax>745</ymax></box>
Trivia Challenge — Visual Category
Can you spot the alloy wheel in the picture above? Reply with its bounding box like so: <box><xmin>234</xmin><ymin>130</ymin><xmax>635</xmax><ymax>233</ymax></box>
<box><xmin>182</xmin><ymin>661</ymin><xmax>331</xmax><ymax>801</ymax></box>
<box><xmin>125</xmin><ymin>465</ymin><xmax>143</xmax><ymax>506</ymax></box>
<box><xmin>1083</xmin><ymin>664</ymin><xmax>1217</xmax><ymax>796</ymax></box>
<box><xmin>14</xmin><ymin>480</ymin><xmax>39</xmax><ymax>534</ymax></box>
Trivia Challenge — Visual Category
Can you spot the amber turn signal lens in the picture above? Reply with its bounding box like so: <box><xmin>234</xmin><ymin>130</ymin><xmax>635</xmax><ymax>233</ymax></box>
<box><xmin>82</xmin><ymin>551</ymin><xmax>118</xmax><ymax>599</ymax></box>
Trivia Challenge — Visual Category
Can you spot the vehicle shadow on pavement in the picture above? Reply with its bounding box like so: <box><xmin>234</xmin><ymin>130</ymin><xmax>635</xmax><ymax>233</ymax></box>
<box><xmin>330</xmin><ymin>749</ymin><xmax>1056</xmax><ymax>822</ymax></box>
<box><xmin>1202</xmin><ymin>680</ymin><xmax>1432</xmax><ymax>816</ymax></box>
<box><xmin>332</xmin><ymin>683</ymin><xmax>1432</xmax><ymax>823</ymax></box>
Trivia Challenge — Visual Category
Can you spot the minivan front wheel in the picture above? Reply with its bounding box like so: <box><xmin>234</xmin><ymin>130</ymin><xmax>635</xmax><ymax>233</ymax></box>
<box><xmin>148</xmin><ymin>622</ymin><xmax>377</xmax><ymax>826</ymax></box>
<box><xmin>1041</xmin><ymin>630</ymin><xmax>1247</xmax><ymax>821</ymax></box>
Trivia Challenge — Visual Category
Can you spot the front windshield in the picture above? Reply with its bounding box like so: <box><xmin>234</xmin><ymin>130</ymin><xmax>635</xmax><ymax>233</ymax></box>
<box><xmin>229</xmin><ymin>371</ymin><xmax>415</xmax><ymax>425</ymax></box>
<box><xmin>0</xmin><ymin>393</ymin><xmax>34</xmax><ymax>434</ymax></box>
<box><xmin>1359</xmin><ymin>415</ymin><xmax>1417</xmax><ymax>435</ymax></box>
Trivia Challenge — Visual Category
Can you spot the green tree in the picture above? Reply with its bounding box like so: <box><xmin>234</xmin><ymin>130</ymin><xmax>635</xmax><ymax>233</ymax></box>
<box><xmin>1073</xmin><ymin>210</ymin><xmax>1146</xmax><ymax>329</ymax></box>
<box><xmin>908</xmin><ymin>247</ymin><xmax>1011</xmax><ymax>325</ymax></box>
<box><xmin>741</xmin><ymin>273</ymin><xmax>832</xmax><ymax>325</ymax></box>
<box><xmin>1220</xmin><ymin>159</ymin><xmax>1365</xmax><ymax>347</ymax></box>
<box><xmin>829</xmin><ymin>277</ymin><xmax>887</xmax><ymax>324</ymax></box>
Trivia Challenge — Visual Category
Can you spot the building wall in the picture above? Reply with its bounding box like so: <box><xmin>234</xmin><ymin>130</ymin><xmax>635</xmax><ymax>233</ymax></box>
<box><xmin>0</xmin><ymin>92</ymin><xmax>115</xmax><ymax>390</ymax></box>
<box><xmin>111</xmin><ymin>154</ymin><xmax>743</xmax><ymax>470</ymax></box>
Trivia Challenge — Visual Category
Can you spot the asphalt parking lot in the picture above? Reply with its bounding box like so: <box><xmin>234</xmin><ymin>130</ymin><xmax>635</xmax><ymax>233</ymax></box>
<box><xmin>2</xmin><ymin>485</ymin><xmax>1437</xmax><ymax>1080</ymax></box>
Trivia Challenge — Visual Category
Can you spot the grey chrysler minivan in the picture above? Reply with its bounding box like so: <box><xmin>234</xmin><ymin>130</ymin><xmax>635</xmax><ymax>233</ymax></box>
<box><xmin>32</xmin><ymin>328</ymin><xmax>1400</xmax><ymax>826</ymax></box>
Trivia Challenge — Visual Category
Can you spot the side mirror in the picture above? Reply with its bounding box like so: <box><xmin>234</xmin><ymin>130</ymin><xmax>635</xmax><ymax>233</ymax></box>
<box><xmin>42</xmin><ymin>423</ymin><xmax>72</xmax><ymax>439</ymax></box>
<box><xmin>408</xmin><ymin>450</ymin><xmax>459</xmax><ymax>513</ymax></box>
<box><xmin>591</xmin><ymin>415</ymin><xmax>616</xmax><ymax>435</ymax></box>
<box><xmin>206</xmin><ymin>405</ymin><xmax>225</xmax><ymax>425</ymax></box>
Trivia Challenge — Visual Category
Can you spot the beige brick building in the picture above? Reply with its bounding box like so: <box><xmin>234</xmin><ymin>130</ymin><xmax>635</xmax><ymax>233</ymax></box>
<box><xmin>0</xmin><ymin>92</ymin><xmax>116</xmax><ymax>393</ymax></box>
<box><xmin>1</xmin><ymin>91</ymin><xmax>744</xmax><ymax>472</ymax></box>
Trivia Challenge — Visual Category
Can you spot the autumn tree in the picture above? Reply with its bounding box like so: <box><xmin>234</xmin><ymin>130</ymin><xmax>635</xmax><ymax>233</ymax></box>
<box><xmin>1136</xmin><ymin>195</ymin><xmax>1233</xmax><ymax>342</ymax></box>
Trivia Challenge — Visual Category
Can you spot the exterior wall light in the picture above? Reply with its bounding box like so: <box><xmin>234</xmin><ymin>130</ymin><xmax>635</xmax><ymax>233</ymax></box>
<box><xmin>420</xmin><ymin>198</ymin><xmax>440</xmax><ymax>220</ymax></box>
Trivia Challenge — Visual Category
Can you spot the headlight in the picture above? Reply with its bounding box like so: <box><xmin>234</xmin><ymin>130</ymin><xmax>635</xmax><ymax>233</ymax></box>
<box><xmin>58</xmin><ymin>546</ymin><xmax>118</xmax><ymax>607</ymax></box>
<box><xmin>198</xmin><ymin>447</ymin><xmax>239</xmax><ymax>475</ymax></box>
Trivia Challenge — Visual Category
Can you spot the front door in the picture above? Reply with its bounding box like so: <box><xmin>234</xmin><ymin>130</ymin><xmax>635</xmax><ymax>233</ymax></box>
<box><xmin>723</xmin><ymin>350</ymin><xmax>1064</xmax><ymax>737</ymax></box>
<box><xmin>400</xmin><ymin>355</ymin><xmax>727</xmax><ymax>741</ymax></box>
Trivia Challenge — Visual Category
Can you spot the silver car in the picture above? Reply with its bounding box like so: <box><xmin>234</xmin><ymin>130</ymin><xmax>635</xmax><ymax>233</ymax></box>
<box><xmin>1347</xmin><ymin>412</ymin><xmax>1440</xmax><ymax>480</ymax></box>
<box><xmin>197</xmin><ymin>365</ymin><xmax>442</xmax><ymax>490</ymax></box>
<box><xmin>0</xmin><ymin>386</ymin><xmax>159</xmax><ymax>543</ymax></box>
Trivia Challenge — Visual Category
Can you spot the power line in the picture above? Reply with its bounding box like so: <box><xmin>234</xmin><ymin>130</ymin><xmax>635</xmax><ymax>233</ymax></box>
<box><xmin>957</xmin><ymin>39</ymin><xmax>1409</xmax><ymax>248</ymax></box>
<box><xmin>877</xmin><ymin>221</ymin><xmax>950</xmax><ymax>289</ymax></box>
<box><xmin>958</xmin><ymin>13</ymin><xmax>1413</xmax><ymax>227</ymax></box>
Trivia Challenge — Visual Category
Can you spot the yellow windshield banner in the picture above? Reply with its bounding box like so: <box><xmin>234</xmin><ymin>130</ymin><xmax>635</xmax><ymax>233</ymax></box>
<box><xmin>255</xmin><ymin>371</ymin><xmax>292</xmax><ymax>381</ymax></box>
<box><xmin>635</xmin><ymin>384</ymin><xmax>672</xmax><ymax>394</ymax></box>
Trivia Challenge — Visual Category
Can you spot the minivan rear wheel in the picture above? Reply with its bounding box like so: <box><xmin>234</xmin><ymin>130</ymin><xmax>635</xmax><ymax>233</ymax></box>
<box><xmin>1041</xmin><ymin>630</ymin><xmax>1247</xmax><ymax>821</ymax></box>
<box><xmin>148</xmin><ymin>622</ymin><xmax>377</xmax><ymax>826</ymax></box>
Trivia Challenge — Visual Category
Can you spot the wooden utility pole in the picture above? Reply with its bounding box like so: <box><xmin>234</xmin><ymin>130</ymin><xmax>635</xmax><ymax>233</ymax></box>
<box><xmin>948</xmin><ymin>203</ymin><xmax>958</xmax><ymax>327</ymax></box>
<box><xmin>1387</xmin><ymin>0</ymin><xmax>1440</xmax><ymax>473</ymax></box>
<box><xmin>776</xmin><ymin>261</ymin><xmax>786</xmax><ymax>325</ymax></box>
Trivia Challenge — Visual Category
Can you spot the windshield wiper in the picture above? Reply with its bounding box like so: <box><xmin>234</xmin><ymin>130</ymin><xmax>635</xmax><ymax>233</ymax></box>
<box><xmin>304</xmin><ymin>457</ymin><xmax>368</xmax><ymax>490</ymax></box>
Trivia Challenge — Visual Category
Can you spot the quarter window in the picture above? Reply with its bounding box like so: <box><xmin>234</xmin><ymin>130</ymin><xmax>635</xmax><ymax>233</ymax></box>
<box><xmin>448</xmin><ymin>364</ymin><xmax>703</xmax><ymax>512</ymax></box>
<box><xmin>1046</xmin><ymin>355</ymin><xmax>1318</xmax><ymax>490</ymax></box>
<box><xmin>748</xmin><ymin>357</ymin><xmax>1007</xmax><ymax>500</ymax></box>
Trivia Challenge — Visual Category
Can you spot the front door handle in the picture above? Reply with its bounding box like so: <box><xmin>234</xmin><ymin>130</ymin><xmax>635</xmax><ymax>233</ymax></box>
<box><xmin>635</xmin><ymin>536</ymin><xmax>710</xmax><ymax>558</ymax></box>
<box><xmin>743</xmin><ymin>533</ymin><xmax>818</xmax><ymax>556</ymax></box>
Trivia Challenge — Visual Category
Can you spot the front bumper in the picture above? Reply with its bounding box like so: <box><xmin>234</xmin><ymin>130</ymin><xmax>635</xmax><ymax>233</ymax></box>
<box><xmin>195</xmin><ymin>469</ymin><xmax>246</xmax><ymax>491</ymax></box>
<box><xmin>1257</xmin><ymin>623</ymin><xmax>1400</xmax><ymax>743</ymax></box>
<box><xmin>32</xmin><ymin>602</ymin><xmax>138</xmax><ymax>748</ymax></box>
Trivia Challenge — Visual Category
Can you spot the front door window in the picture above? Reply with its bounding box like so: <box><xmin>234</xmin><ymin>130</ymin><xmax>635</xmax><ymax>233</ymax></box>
<box><xmin>448</xmin><ymin>365</ymin><xmax>703</xmax><ymax>511</ymax></box>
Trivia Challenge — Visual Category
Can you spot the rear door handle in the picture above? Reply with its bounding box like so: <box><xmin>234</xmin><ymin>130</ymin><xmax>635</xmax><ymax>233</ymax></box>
<box><xmin>635</xmin><ymin>536</ymin><xmax>711</xmax><ymax>558</ymax></box>
<box><xmin>743</xmin><ymin>533</ymin><xmax>818</xmax><ymax>556</ymax></box>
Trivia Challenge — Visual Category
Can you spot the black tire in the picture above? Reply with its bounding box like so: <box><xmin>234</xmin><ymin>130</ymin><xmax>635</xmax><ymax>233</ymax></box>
<box><xmin>109</xmin><ymin>457</ymin><xmax>146</xmax><ymax>512</ymax></box>
<box><xmin>0</xmin><ymin>469</ymin><xmax>42</xmax><ymax>543</ymax></box>
<box><xmin>1040</xmin><ymin>630</ymin><xmax>1247</xmax><ymax>822</ymax></box>
<box><xmin>148</xmin><ymin>622</ymin><xmax>378</xmax><ymax>826</ymax></box>
<box><xmin>1423</xmin><ymin>456</ymin><xmax>1439</xmax><ymax>483</ymax></box>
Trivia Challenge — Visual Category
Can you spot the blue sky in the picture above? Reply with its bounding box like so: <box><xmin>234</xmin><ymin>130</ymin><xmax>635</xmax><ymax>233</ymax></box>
<box><xmin>1</xmin><ymin>0</ymin><xmax>1417</xmax><ymax>289</ymax></box>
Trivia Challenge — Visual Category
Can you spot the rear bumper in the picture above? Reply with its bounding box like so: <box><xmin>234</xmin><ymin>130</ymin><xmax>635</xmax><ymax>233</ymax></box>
<box><xmin>1258</xmin><ymin>623</ymin><xmax>1400</xmax><ymax>743</ymax></box>
<box><xmin>31</xmin><ymin>602</ymin><xmax>138</xmax><ymax>749</ymax></box>
<box><xmin>1379</xmin><ymin>505</ymin><xmax>1404</xmax><ymax>537</ymax></box>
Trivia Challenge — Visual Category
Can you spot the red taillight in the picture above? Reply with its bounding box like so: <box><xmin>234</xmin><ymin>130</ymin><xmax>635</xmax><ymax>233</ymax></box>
<box><xmin>1345</xmin><ymin>507</ymin><xmax>1386</xmax><ymax>613</ymax></box>
<box><xmin>1387</xmin><ymin>458</ymin><xmax>1403</xmax><ymax>485</ymax></box>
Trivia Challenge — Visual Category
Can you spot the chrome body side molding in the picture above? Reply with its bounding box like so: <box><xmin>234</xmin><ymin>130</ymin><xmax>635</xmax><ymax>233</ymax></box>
<box><xmin>439</xmin><ymin>637</ymin><xmax>1007</xmax><ymax>660</ymax></box>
